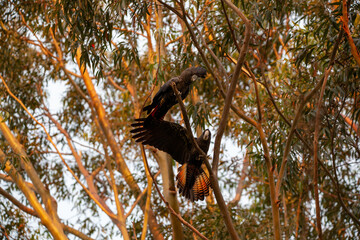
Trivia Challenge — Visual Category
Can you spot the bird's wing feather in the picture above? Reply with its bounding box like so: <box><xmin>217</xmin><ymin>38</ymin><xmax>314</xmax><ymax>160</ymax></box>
<box><xmin>151</xmin><ymin>77</ymin><xmax>178</xmax><ymax>103</ymax></box>
<box><xmin>131</xmin><ymin>117</ymin><xmax>192</xmax><ymax>164</ymax></box>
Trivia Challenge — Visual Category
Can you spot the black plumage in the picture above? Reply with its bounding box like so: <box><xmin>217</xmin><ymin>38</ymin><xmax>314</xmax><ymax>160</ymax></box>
<box><xmin>130</xmin><ymin>116</ymin><xmax>211</xmax><ymax>201</ymax></box>
<box><xmin>143</xmin><ymin>66</ymin><xmax>207</xmax><ymax>120</ymax></box>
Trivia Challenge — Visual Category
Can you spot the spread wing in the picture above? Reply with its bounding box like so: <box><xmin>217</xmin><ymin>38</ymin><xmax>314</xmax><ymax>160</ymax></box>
<box><xmin>130</xmin><ymin>117</ymin><xmax>192</xmax><ymax>164</ymax></box>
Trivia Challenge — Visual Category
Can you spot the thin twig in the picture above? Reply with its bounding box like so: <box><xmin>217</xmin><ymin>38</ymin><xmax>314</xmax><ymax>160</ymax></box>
<box><xmin>132</xmin><ymin>221</ymin><xmax>139</xmax><ymax>240</ymax></box>
<box><xmin>158</xmin><ymin>0</ymin><xmax>227</xmax><ymax>90</ymax></box>
<box><xmin>220</xmin><ymin>0</ymin><xmax>241</xmax><ymax>52</ymax></box>
<box><xmin>125</xmin><ymin>171</ymin><xmax>160</xmax><ymax>219</ymax></box>
<box><xmin>18</xmin><ymin>10</ymin><xmax>56</xmax><ymax>59</ymax></box>
<box><xmin>0</xmin><ymin>224</ymin><xmax>10</xmax><ymax>240</ymax></box>
<box><xmin>229</xmin><ymin>152</ymin><xmax>249</xmax><ymax>205</ymax></box>
<box><xmin>295</xmin><ymin>194</ymin><xmax>302</xmax><ymax>238</ymax></box>
<box><xmin>245</xmin><ymin>62</ymin><xmax>262</xmax><ymax>121</ymax></box>
<box><xmin>0</xmin><ymin>186</ymin><xmax>38</xmax><ymax>217</ymax></box>
<box><xmin>107</xmin><ymin>76</ymin><xmax>126</xmax><ymax>92</ymax></box>
<box><xmin>107</xmin><ymin>160</ymin><xmax>129</xmax><ymax>239</ymax></box>
<box><xmin>180</xmin><ymin>1</ymin><xmax>228</xmax><ymax>79</ymax></box>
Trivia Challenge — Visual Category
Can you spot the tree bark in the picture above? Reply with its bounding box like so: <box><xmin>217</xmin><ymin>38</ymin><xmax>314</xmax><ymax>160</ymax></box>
<box><xmin>75</xmin><ymin>48</ymin><xmax>164</xmax><ymax>240</ymax></box>
<box><xmin>0</xmin><ymin>119</ymin><xmax>67</xmax><ymax>240</ymax></box>
<box><xmin>154</xmin><ymin>150</ymin><xmax>184</xmax><ymax>239</ymax></box>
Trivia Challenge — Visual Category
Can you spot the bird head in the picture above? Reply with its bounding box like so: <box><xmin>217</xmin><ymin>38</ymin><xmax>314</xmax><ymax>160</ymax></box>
<box><xmin>197</xmin><ymin>129</ymin><xmax>211</xmax><ymax>153</ymax></box>
<box><xmin>202</xmin><ymin>129</ymin><xmax>211</xmax><ymax>141</ymax></box>
<box><xmin>180</xmin><ymin>66</ymin><xmax>207</xmax><ymax>83</ymax></box>
<box><xmin>192</xmin><ymin>66</ymin><xmax>207</xmax><ymax>80</ymax></box>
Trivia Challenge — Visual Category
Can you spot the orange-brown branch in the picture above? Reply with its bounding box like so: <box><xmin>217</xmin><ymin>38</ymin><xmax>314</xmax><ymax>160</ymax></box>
<box><xmin>342</xmin><ymin>0</ymin><xmax>360</xmax><ymax>67</ymax></box>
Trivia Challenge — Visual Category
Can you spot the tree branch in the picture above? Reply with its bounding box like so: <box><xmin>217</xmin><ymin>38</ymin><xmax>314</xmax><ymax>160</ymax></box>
<box><xmin>212</xmin><ymin>0</ymin><xmax>251</xmax><ymax>174</ymax></box>
<box><xmin>125</xmin><ymin>171</ymin><xmax>160</xmax><ymax>219</ymax></box>
<box><xmin>275</xmin><ymin>28</ymin><xmax>344</xmax><ymax>200</ymax></box>
<box><xmin>43</xmin><ymin>109</ymin><xmax>130</xmax><ymax>237</ymax></box>
<box><xmin>229</xmin><ymin>152</ymin><xmax>249</xmax><ymax>205</ymax></box>
<box><xmin>0</xmin><ymin>186</ymin><xmax>94</xmax><ymax>240</ymax></box>
<box><xmin>0</xmin><ymin>148</ymin><xmax>67</xmax><ymax>239</ymax></box>
<box><xmin>75</xmin><ymin>47</ymin><xmax>164</xmax><ymax>239</ymax></box>
<box><xmin>265</xmin><ymin>86</ymin><xmax>360</xmax><ymax>228</ymax></box>
<box><xmin>341</xmin><ymin>0</ymin><xmax>360</xmax><ymax>67</ymax></box>
<box><xmin>2</xmin><ymin>74</ymin><xmax>134</xmax><ymax>237</ymax></box>
<box><xmin>170</xmin><ymin>82</ymin><xmax>239</xmax><ymax>240</ymax></box>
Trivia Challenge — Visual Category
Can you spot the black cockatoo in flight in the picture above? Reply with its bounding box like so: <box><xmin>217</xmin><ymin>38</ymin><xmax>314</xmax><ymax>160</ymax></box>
<box><xmin>130</xmin><ymin>116</ymin><xmax>211</xmax><ymax>202</ymax></box>
<box><xmin>143</xmin><ymin>66</ymin><xmax>207</xmax><ymax>120</ymax></box>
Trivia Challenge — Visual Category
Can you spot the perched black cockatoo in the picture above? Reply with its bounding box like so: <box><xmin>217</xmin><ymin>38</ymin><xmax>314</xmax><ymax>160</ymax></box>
<box><xmin>143</xmin><ymin>66</ymin><xmax>207</xmax><ymax>120</ymax></box>
<box><xmin>130</xmin><ymin>116</ymin><xmax>211</xmax><ymax>202</ymax></box>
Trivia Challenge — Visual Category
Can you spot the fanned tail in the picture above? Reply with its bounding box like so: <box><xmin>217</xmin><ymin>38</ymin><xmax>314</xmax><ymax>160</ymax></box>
<box><xmin>176</xmin><ymin>163</ymin><xmax>211</xmax><ymax>202</ymax></box>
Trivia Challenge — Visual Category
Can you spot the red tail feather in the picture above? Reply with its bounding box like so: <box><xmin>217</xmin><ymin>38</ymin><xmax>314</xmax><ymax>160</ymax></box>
<box><xmin>176</xmin><ymin>163</ymin><xmax>211</xmax><ymax>202</ymax></box>
<box><xmin>150</xmin><ymin>105</ymin><xmax>159</xmax><ymax>117</ymax></box>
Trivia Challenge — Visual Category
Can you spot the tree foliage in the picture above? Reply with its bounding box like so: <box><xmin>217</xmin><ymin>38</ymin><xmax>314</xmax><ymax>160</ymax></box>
<box><xmin>1</xmin><ymin>0</ymin><xmax>360</xmax><ymax>239</ymax></box>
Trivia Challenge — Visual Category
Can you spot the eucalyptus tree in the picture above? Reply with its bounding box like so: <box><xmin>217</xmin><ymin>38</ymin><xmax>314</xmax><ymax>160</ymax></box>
<box><xmin>1</xmin><ymin>0</ymin><xmax>359</xmax><ymax>239</ymax></box>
